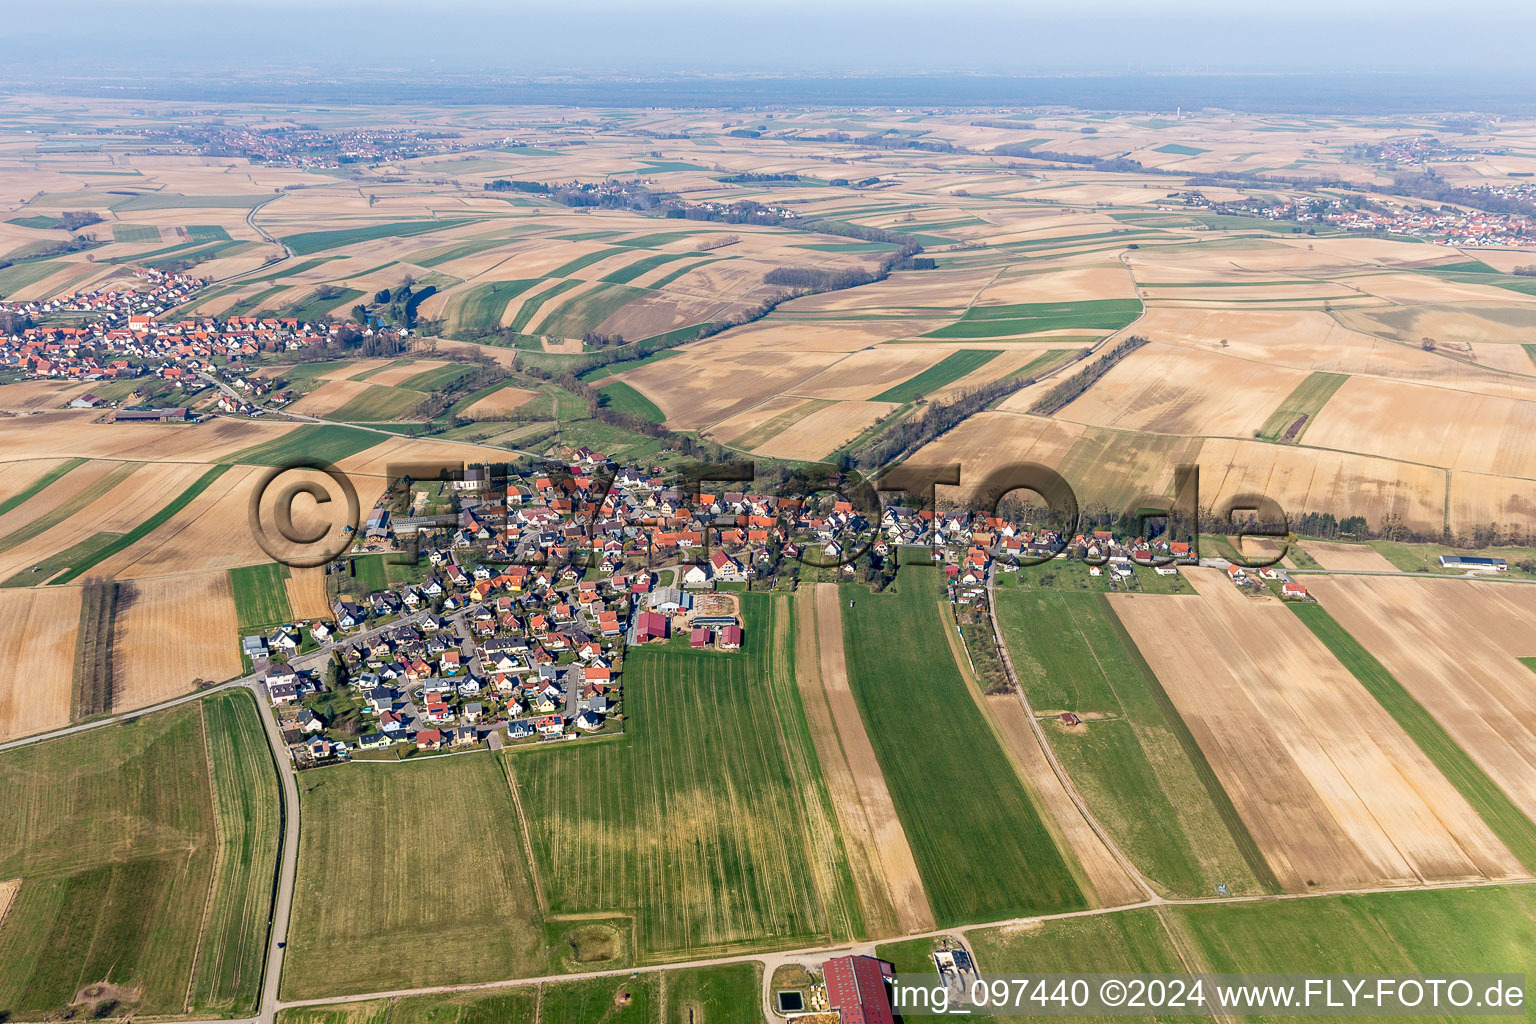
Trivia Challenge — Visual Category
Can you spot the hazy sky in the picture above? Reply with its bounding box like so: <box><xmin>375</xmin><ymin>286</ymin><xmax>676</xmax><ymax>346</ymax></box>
<box><xmin>8</xmin><ymin>0</ymin><xmax>1536</xmax><ymax>78</ymax></box>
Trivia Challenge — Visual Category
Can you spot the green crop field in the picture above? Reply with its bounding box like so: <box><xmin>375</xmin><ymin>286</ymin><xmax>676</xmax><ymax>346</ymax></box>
<box><xmin>663</xmin><ymin>964</ymin><xmax>761</xmax><ymax>1024</ymax></box>
<box><xmin>0</xmin><ymin>458</ymin><xmax>84</xmax><ymax>517</ymax></box>
<box><xmin>538</xmin><ymin>282</ymin><xmax>649</xmax><ymax>337</ymax></box>
<box><xmin>283</xmin><ymin>755</ymin><xmax>545</xmax><ymax>1000</ymax></box>
<box><xmin>1256</xmin><ymin>371</ymin><xmax>1348</xmax><ymax>442</ymax></box>
<box><xmin>227</xmin><ymin>424</ymin><xmax>382</xmax><ymax>467</ymax></box>
<box><xmin>230</xmin><ymin>562</ymin><xmax>295</xmax><ymax>631</ymax></box>
<box><xmin>2</xmin><ymin>530</ymin><xmax>122</xmax><ymax>587</ymax></box>
<box><xmin>541</xmin><ymin>973</ymin><xmax>657</xmax><ymax>1024</ymax></box>
<box><xmin>1290</xmin><ymin>602</ymin><xmax>1536</xmax><ymax>870</ymax></box>
<box><xmin>547</xmin><ymin>247</ymin><xmax>627</xmax><ymax>278</ymax></box>
<box><xmin>50</xmin><ymin>465</ymin><xmax>233</xmax><ymax>584</ymax></box>
<box><xmin>509</xmin><ymin>592</ymin><xmax>864</xmax><ymax>960</ymax></box>
<box><xmin>924</xmin><ymin>298</ymin><xmax>1142</xmax><ymax>338</ymax></box>
<box><xmin>443</xmin><ymin>279</ymin><xmax>539</xmax><ymax>332</ymax></box>
<box><xmin>599</xmin><ymin>251</ymin><xmax>696</xmax><ymax>284</ymax></box>
<box><xmin>325</xmin><ymin>383</ymin><xmax>426</xmax><ymax>422</ymax></box>
<box><xmin>508</xmin><ymin>279</ymin><xmax>583</xmax><ymax>334</ymax></box>
<box><xmin>581</xmin><ymin>348</ymin><xmax>682</xmax><ymax>383</ymax></box>
<box><xmin>840</xmin><ymin>569</ymin><xmax>1084</xmax><ymax>924</ymax></box>
<box><xmin>0</xmin><ymin>259</ymin><xmax>70</xmax><ymax>294</ymax></box>
<box><xmin>287</xmin><ymin>287</ymin><xmax>364</xmax><ymax>323</ymax></box>
<box><xmin>187</xmin><ymin>224</ymin><xmax>233</xmax><ymax>242</ymax></box>
<box><xmin>189</xmin><ymin>690</ymin><xmax>283</xmax><ymax>1015</ymax></box>
<box><xmin>7</xmin><ymin>214</ymin><xmax>61</xmax><ymax>229</ymax></box>
<box><xmin>614</xmin><ymin>231</ymin><xmax>700</xmax><ymax>247</ymax></box>
<box><xmin>1180</xmin><ymin>884</ymin><xmax>1536</xmax><ymax>978</ymax></box>
<box><xmin>0</xmin><ymin>461</ymin><xmax>138</xmax><ymax>552</ymax></box>
<box><xmin>0</xmin><ymin>695</ymin><xmax>279</xmax><ymax>1019</ymax></box>
<box><xmin>644</xmin><ymin>258</ymin><xmax>722</xmax><ymax>291</ymax></box>
<box><xmin>281</xmin><ymin>218</ymin><xmax>475</xmax><ymax>257</ymax></box>
<box><xmin>412</xmin><ymin>229</ymin><xmax>539</xmax><ymax>268</ymax></box>
<box><xmin>398</xmin><ymin>362</ymin><xmax>477</xmax><ymax>392</ymax></box>
<box><xmin>993</xmin><ymin>587</ymin><xmax>1274</xmax><ymax>897</ymax></box>
<box><xmin>343</xmin><ymin>553</ymin><xmax>390</xmax><ymax>594</ymax></box>
<box><xmin>1154</xmin><ymin>143</ymin><xmax>1210</xmax><ymax>155</ymax></box>
<box><xmin>871</xmin><ymin>349</ymin><xmax>999</xmax><ymax>403</ymax></box>
<box><xmin>113</xmin><ymin>223</ymin><xmax>161</xmax><ymax>242</ymax></box>
<box><xmin>597</xmin><ymin>380</ymin><xmax>664</xmax><ymax>423</ymax></box>
<box><xmin>959</xmin><ymin>886</ymin><xmax>1536</xmax><ymax>1023</ymax></box>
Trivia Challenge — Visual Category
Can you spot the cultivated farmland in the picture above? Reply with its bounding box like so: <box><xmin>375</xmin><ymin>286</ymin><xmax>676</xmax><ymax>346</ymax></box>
<box><xmin>192</xmin><ymin>689</ymin><xmax>283</xmax><ymax>1015</ymax></box>
<box><xmin>1111</xmin><ymin>569</ymin><xmax>1524</xmax><ymax>890</ymax></box>
<box><xmin>0</xmin><ymin>694</ymin><xmax>278</xmax><ymax>1020</ymax></box>
<box><xmin>1299</xmin><ymin>575</ymin><xmax>1536</xmax><ymax>830</ymax></box>
<box><xmin>839</xmin><ymin>569</ymin><xmax>1084</xmax><ymax>925</ymax></box>
<box><xmin>113</xmin><ymin>570</ymin><xmax>243</xmax><ymax>710</ymax></box>
<box><xmin>993</xmin><ymin>585</ymin><xmax>1270</xmax><ymax>897</ymax></box>
<box><xmin>284</xmin><ymin>754</ymin><xmax>544</xmax><ymax>999</ymax></box>
<box><xmin>230</xmin><ymin>562</ymin><xmax>296</xmax><ymax>632</ymax></box>
<box><xmin>0</xmin><ymin>586</ymin><xmax>81</xmax><ymax>740</ymax></box>
<box><xmin>793</xmin><ymin>584</ymin><xmax>932</xmax><ymax>936</ymax></box>
<box><xmin>509</xmin><ymin>593</ymin><xmax>865</xmax><ymax>960</ymax></box>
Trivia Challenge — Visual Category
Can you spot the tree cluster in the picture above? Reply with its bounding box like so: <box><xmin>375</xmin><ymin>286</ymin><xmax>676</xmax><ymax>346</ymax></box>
<box><xmin>1028</xmin><ymin>336</ymin><xmax>1149</xmax><ymax>417</ymax></box>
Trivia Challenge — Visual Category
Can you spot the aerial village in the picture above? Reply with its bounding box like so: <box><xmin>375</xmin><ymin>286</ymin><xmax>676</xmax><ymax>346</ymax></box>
<box><xmin>247</xmin><ymin>436</ymin><xmax>1283</xmax><ymax>767</ymax></box>
<box><xmin>1171</xmin><ymin>188</ymin><xmax>1536</xmax><ymax>247</ymax></box>
<box><xmin>1</xmin><ymin>269</ymin><xmax>413</xmax><ymax>414</ymax></box>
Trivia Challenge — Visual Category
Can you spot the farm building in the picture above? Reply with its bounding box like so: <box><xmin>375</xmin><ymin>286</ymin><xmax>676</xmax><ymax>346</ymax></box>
<box><xmin>720</xmin><ymin>624</ymin><xmax>743</xmax><ymax>650</ymax></box>
<box><xmin>1439</xmin><ymin>554</ymin><xmax>1508</xmax><ymax>572</ymax></box>
<box><xmin>647</xmin><ymin>587</ymin><xmax>689</xmax><ymax>613</ymax></box>
<box><xmin>823</xmin><ymin>955</ymin><xmax>895</xmax><ymax>1024</ymax></box>
<box><xmin>1281</xmin><ymin>581</ymin><xmax>1310</xmax><ymax>600</ymax></box>
<box><xmin>111</xmin><ymin>406</ymin><xmax>189</xmax><ymax>422</ymax></box>
<box><xmin>690</xmin><ymin>627</ymin><xmax>712</xmax><ymax>649</ymax></box>
<box><xmin>634</xmin><ymin>611</ymin><xmax>668</xmax><ymax>643</ymax></box>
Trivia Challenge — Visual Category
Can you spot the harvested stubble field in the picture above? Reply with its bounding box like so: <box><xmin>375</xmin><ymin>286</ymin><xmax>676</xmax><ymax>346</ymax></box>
<box><xmin>285</xmin><ymin>566</ymin><xmax>333</xmax><ymax>620</ymax></box>
<box><xmin>993</xmin><ymin>585</ymin><xmax>1271</xmax><ymax>898</ymax></box>
<box><xmin>90</xmin><ymin>463</ymin><xmax>387</xmax><ymax>580</ymax></box>
<box><xmin>0</xmin><ymin>412</ymin><xmax>303</xmax><ymax>465</ymax></box>
<box><xmin>839</xmin><ymin>569</ymin><xmax>1084</xmax><ymax>925</ymax></box>
<box><xmin>510</xmin><ymin>593</ymin><xmax>864</xmax><ymax>960</ymax></box>
<box><xmin>1048</xmin><ymin>341</ymin><xmax>1312</xmax><ymax>437</ymax></box>
<box><xmin>1299</xmin><ymin>575</ymin><xmax>1536</xmax><ymax>830</ymax></box>
<box><xmin>1111</xmin><ymin>569</ymin><xmax>1523</xmax><ymax>891</ymax></box>
<box><xmin>284</xmin><ymin>754</ymin><xmax>545</xmax><ymax>1000</ymax></box>
<box><xmin>0</xmin><ymin>694</ymin><xmax>278</xmax><ymax>1020</ymax></box>
<box><xmin>460</xmin><ymin>383</ymin><xmax>538</xmax><ymax>418</ymax></box>
<box><xmin>113</xmin><ymin>570</ymin><xmax>243</xmax><ymax>710</ymax></box>
<box><xmin>750</xmin><ymin>400</ymin><xmax>898</xmax><ymax>461</ymax></box>
<box><xmin>913</xmin><ymin>412</ymin><xmax>1451</xmax><ymax>537</ymax></box>
<box><xmin>1297</xmin><ymin>539</ymin><xmax>1399</xmax><ymax>571</ymax></box>
<box><xmin>0</xmin><ymin>586</ymin><xmax>81</xmax><ymax>741</ymax></box>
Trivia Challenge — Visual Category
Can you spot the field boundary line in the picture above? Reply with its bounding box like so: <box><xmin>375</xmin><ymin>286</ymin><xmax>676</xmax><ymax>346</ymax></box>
<box><xmin>1090</xmin><ymin>592</ymin><xmax>1283</xmax><ymax>893</ymax></box>
<box><xmin>497</xmin><ymin>754</ymin><xmax>549</xmax><ymax>916</ymax></box>
<box><xmin>939</xmin><ymin>596</ymin><xmax>1107</xmax><ymax>907</ymax></box>
<box><xmin>764</xmin><ymin>595</ymin><xmax>863</xmax><ymax>945</ymax></box>
<box><xmin>986</xmin><ymin>577</ymin><xmax>1160</xmax><ymax>902</ymax></box>
<box><xmin>792</xmin><ymin>586</ymin><xmax>904</xmax><ymax>938</ymax></box>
